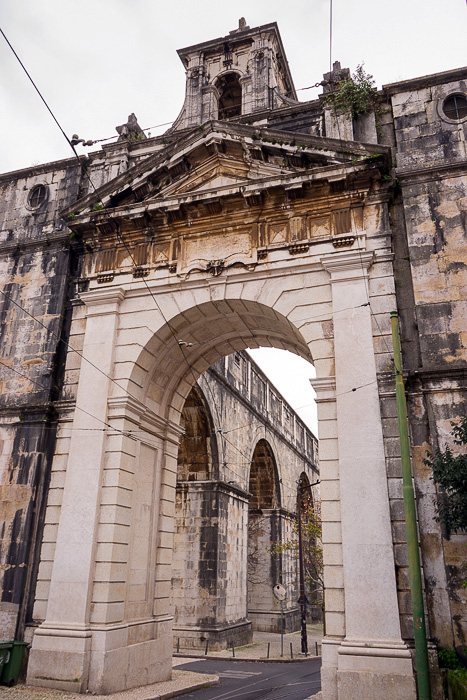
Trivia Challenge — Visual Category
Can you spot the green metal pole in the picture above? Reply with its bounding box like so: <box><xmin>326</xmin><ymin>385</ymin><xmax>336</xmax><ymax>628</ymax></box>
<box><xmin>390</xmin><ymin>311</ymin><xmax>431</xmax><ymax>700</ymax></box>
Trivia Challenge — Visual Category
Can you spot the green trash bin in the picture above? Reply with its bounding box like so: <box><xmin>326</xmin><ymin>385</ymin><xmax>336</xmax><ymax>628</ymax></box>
<box><xmin>0</xmin><ymin>641</ymin><xmax>28</xmax><ymax>687</ymax></box>
<box><xmin>0</xmin><ymin>642</ymin><xmax>13</xmax><ymax>681</ymax></box>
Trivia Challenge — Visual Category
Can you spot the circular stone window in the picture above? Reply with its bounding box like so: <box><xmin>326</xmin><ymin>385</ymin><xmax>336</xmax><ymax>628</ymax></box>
<box><xmin>442</xmin><ymin>94</ymin><xmax>467</xmax><ymax>121</ymax></box>
<box><xmin>27</xmin><ymin>184</ymin><xmax>48</xmax><ymax>209</ymax></box>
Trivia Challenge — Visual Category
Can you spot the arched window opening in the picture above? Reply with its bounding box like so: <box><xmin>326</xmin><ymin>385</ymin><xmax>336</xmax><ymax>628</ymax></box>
<box><xmin>217</xmin><ymin>73</ymin><xmax>242</xmax><ymax>120</ymax></box>
<box><xmin>177</xmin><ymin>386</ymin><xmax>216</xmax><ymax>481</ymax></box>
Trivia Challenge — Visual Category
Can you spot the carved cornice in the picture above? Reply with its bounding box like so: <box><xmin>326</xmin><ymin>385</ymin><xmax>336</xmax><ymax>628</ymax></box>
<box><xmin>0</xmin><ymin>228</ymin><xmax>72</xmax><ymax>256</ymax></box>
<box><xmin>107</xmin><ymin>395</ymin><xmax>185</xmax><ymax>442</ymax></box>
<box><xmin>321</xmin><ymin>250</ymin><xmax>374</xmax><ymax>273</ymax></box>
<box><xmin>396</xmin><ymin>159</ymin><xmax>467</xmax><ymax>184</ymax></box>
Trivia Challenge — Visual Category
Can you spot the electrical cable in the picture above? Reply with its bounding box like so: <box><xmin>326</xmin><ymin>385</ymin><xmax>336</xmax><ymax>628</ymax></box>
<box><xmin>91</xmin><ymin>120</ymin><xmax>174</xmax><ymax>145</ymax></box>
<box><xmin>0</xmin><ymin>27</ymin><xmax>243</xmax><ymax>463</ymax></box>
<box><xmin>0</xmin><ymin>358</ymin><xmax>137</xmax><ymax>441</ymax></box>
<box><xmin>0</xmin><ymin>287</ymin><xmax>152</xmax><ymax>400</ymax></box>
<box><xmin>0</xmin><ymin>27</ymin><xmax>79</xmax><ymax>160</ymax></box>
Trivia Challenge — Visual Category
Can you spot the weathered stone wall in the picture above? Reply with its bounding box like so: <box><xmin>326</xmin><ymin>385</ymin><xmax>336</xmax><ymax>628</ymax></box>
<box><xmin>0</xmin><ymin>161</ymin><xmax>82</xmax><ymax>639</ymax></box>
<box><xmin>386</xmin><ymin>69</ymin><xmax>467</xmax><ymax>650</ymax></box>
<box><xmin>172</xmin><ymin>482</ymin><xmax>250</xmax><ymax>650</ymax></box>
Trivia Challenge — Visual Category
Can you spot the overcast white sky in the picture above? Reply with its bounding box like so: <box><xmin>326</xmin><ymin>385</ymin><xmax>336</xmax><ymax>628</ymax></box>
<box><xmin>1</xmin><ymin>0</ymin><xmax>466</xmax><ymax>432</ymax></box>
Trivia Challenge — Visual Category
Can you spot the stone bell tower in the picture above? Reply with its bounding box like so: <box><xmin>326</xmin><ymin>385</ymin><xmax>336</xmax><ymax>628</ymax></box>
<box><xmin>171</xmin><ymin>19</ymin><xmax>298</xmax><ymax>130</ymax></box>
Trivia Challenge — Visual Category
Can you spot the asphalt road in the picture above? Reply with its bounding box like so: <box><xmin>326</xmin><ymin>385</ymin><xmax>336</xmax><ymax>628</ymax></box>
<box><xmin>173</xmin><ymin>658</ymin><xmax>321</xmax><ymax>700</ymax></box>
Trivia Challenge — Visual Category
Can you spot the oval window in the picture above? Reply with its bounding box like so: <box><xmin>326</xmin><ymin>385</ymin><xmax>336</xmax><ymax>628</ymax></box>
<box><xmin>443</xmin><ymin>94</ymin><xmax>467</xmax><ymax>121</ymax></box>
<box><xmin>28</xmin><ymin>184</ymin><xmax>48</xmax><ymax>209</ymax></box>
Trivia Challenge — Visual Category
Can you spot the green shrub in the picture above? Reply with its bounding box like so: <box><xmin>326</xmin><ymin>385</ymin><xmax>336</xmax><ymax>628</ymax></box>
<box><xmin>448</xmin><ymin>669</ymin><xmax>467</xmax><ymax>700</ymax></box>
<box><xmin>438</xmin><ymin>646</ymin><xmax>461</xmax><ymax>670</ymax></box>
<box><xmin>324</xmin><ymin>64</ymin><xmax>380</xmax><ymax>118</ymax></box>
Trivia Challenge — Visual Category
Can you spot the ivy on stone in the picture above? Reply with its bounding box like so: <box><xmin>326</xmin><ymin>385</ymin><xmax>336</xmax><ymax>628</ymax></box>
<box><xmin>424</xmin><ymin>417</ymin><xmax>467</xmax><ymax>534</ymax></box>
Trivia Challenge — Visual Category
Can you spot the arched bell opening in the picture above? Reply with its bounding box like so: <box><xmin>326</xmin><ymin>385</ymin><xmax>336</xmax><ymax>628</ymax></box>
<box><xmin>216</xmin><ymin>72</ymin><xmax>242</xmax><ymax>119</ymax></box>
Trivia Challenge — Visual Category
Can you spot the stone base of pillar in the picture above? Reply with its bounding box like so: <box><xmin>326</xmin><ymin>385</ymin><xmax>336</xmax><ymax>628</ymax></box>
<box><xmin>173</xmin><ymin>619</ymin><xmax>252</xmax><ymax>651</ymax></box>
<box><xmin>249</xmin><ymin>608</ymin><xmax>299</xmax><ymax>633</ymax></box>
<box><xmin>321</xmin><ymin>638</ymin><xmax>417</xmax><ymax>700</ymax></box>
<box><xmin>27</xmin><ymin>617</ymin><xmax>172</xmax><ymax>694</ymax></box>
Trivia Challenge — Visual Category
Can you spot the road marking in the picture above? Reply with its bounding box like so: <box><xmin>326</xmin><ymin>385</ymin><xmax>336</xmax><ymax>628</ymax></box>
<box><xmin>216</xmin><ymin>671</ymin><xmax>263</xmax><ymax>679</ymax></box>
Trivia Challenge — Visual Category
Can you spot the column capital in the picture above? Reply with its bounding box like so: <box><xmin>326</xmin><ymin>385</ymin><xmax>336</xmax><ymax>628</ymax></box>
<box><xmin>107</xmin><ymin>395</ymin><xmax>185</xmax><ymax>443</ymax></box>
<box><xmin>321</xmin><ymin>250</ymin><xmax>374</xmax><ymax>282</ymax></box>
<box><xmin>79</xmin><ymin>287</ymin><xmax>126</xmax><ymax>316</ymax></box>
<box><xmin>310</xmin><ymin>376</ymin><xmax>336</xmax><ymax>403</ymax></box>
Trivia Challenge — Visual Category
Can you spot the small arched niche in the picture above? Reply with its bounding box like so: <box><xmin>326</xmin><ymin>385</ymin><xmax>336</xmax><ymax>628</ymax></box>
<box><xmin>216</xmin><ymin>72</ymin><xmax>242</xmax><ymax>120</ymax></box>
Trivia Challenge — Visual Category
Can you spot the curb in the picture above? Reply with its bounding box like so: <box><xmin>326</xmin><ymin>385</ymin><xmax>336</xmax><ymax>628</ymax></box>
<box><xmin>146</xmin><ymin>676</ymin><xmax>220</xmax><ymax>700</ymax></box>
<box><xmin>173</xmin><ymin>654</ymin><xmax>321</xmax><ymax>664</ymax></box>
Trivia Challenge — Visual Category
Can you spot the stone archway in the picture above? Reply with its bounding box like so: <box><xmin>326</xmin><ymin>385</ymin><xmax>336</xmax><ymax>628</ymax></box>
<box><xmin>177</xmin><ymin>385</ymin><xmax>218</xmax><ymax>482</ymax></box>
<box><xmin>247</xmin><ymin>439</ymin><xmax>290</xmax><ymax>632</ymax></box>
<box><xmin>171</xmin><ymin>385</ymin><xmax>226</xmax><ymax>650</ymax></box>
<box><xmin>27</xmin><ymin>270</ymin><xmax>415</xmax><ymax>700</ymax></box>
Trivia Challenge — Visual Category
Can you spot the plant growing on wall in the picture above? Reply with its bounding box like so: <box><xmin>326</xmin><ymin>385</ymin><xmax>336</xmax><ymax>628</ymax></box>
<box><xmin>324</xmin><ymin>64</ymin><xmax>380</xmax><ymax>117</ymax></box>
<box><xmin>424</xmin><ymin>417</ymin><xmax>467</xmax><ymax>534</ymax></box>
<box><xmin>270</xmin><ymin>502</ymin><xmax>324</xmax><ymax>618</ymax></box>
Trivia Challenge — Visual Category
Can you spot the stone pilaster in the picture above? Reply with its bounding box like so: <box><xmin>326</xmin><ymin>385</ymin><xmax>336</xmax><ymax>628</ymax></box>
<box><xmin>319</xmin><ymin>251</ymin><xmax>416</xmax><ymax>700</ymax></box>
<box><xmin>27</xmin><ymin>288</ymin><xmax>125</xmax><ymax>692</ymax></box>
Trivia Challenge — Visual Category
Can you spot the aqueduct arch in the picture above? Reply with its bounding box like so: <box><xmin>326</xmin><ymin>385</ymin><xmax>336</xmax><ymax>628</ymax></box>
<box><xmin>247</xmin><ymin>439</ymin><xmax>284</xmax><ymax>632</ymax></box>
<box><xmin>171</xmin><ymin>377</ymin><xmax>311</xmax><ymax>649</ymax></box>
<box><xmin>177</xmin><ymin>385</ymin><xmax>218</xmax><ymax>481</ymax></box>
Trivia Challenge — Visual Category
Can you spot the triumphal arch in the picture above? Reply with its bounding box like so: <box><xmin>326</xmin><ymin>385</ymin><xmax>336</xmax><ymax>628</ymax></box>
<box><xmin>12</xmin><ymin>17</ymin><xmax>465</xmax><ymax>700</ymax></box>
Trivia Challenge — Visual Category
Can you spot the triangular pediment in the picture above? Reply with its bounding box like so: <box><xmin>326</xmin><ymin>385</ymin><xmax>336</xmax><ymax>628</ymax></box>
<box><xmin>145</xmin><ymin>148</ymin><xmax>304</xmax><ymax>200</ymax></box>
<box><xmin>62</xmin><ymin>120</ymin><xmax>391</xmax><ymax>227</ymax></box>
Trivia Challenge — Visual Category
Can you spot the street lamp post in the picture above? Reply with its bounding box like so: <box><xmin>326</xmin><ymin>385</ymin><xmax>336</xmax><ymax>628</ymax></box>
<box><xmin>297</xmin><ymin>478</ymin><xmax>320</xmax><ymax>656</ymax></box>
